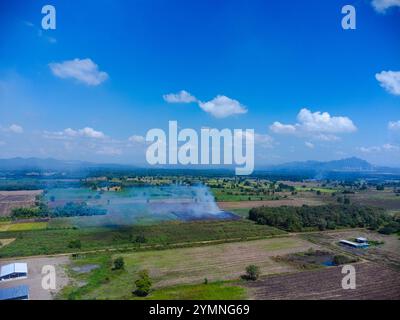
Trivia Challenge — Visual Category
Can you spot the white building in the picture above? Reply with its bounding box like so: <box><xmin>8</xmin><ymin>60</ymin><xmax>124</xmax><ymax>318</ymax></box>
<box><xmin>0</xmin><ymin>263</ymin><xmax>28</xmax><ymax>281</ymax></box>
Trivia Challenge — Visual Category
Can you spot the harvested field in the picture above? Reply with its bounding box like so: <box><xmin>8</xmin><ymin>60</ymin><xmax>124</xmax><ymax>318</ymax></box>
<box><xmin>245</xmin><ymin>262</ymin><xmax>400</xmax><ymax>300</ymax></box>
<box><xmin>218</xmin><ymin>198</ymin><xmax>324</xmax><ymax>210</ymax></box>
<box><xmin>75</xmin><ymin>236</ymin><xmax>319</xmax><ymax>299</ymax></box>
<box><xmin>349</xmin><ymin>190</ymin><xmax>400</xmax><ymax>210</ymax></box>
<box><xmin>0</xmin><ymin>190</ymin><xmax>42</xmax><ymax>217</ymax></box>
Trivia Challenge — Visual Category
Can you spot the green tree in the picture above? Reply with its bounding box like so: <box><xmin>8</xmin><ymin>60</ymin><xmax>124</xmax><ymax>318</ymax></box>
<box><xmin>134</xmin><ymin>270</ymin><xmax>152</xmax><ymax>297</ymax></box>
<box><xmin>113</xmin><ymin>257</ymin><xmax>125</xmax><ymax>270</ymax></box>
<box><xmin>68</xmin><ymin>239</ymin><xmax>81</xmax><ymax>249</ymax></box>
<box><xmin>245</xmin><ymin>265</ymin><xmax>260</xmax><ymax>281</ymax></box>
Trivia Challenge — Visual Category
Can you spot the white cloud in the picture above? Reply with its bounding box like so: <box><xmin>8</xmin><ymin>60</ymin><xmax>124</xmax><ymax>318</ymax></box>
<box><xmin>44</xmin><ymin>127</ymin><xmax>105</xmax><ymax>139</ymax></box>
<box><xmin>383</xmin><ymin>143</ymin><xmax>399</xmax><ymax>151</ymax></box>
<box><xmin>6</xmin><ymin>124</ymin><xmax>24</xmax><ymax>133</ymax></box>
<box><xmin>128</xmin><ymin>135</ymin><xmax>146</xmax><ymax>144</ymax></box>
<box><xmin>388</xmin><ymin>120</ymin><xmax>400</xmax><ymax>131</ymax></box>
<box><xmin>314</xmin><ymin>134</ymin><xmax>340</xmax><ymax>142</ymax></box>
<box><xmin>49</xmin><ymin>58</ymin><xmax>108</xmax><ymax>86</ymax></box>
<box><xmin>358</xmin><ymin>143</ymin><xmax>399</xmax><ymax>153</ymax></box>
<box><xmin>96</xmin><ymin>146</ymin><xmax>122</xmax><ymax>155</ymax></box>
<box><xmin>270</xmin><ymin>122</ymin><xmax>297</xmax><ymax>134</ymax></box>
<box><xmin>269</xmin><ymin>108</ymin><xmax>356</xmax><ymax>140</ymax></box>
<box><xmin>297</xmin><ymin>108</ymin><xmax>357</xmax><ymax>133</ymax></box>
<box><xmin>254</xmin><ymin>134</ymin><xmax>274</xmax><ymax>148</ymax></box>
<box><xmin>376</xmin><ymin>71</ymin><xmax>400</xmax><ymax>95</ymax></box>
<box><xmin>371</xmin><ymin>0</ymin><xmax>400</xmax><ymax>13</ymax></box>
<box><xmin>163</xmin><ymin>90</ymin><xmax>197</xmax><ymax>103</ymax></box>
<box><xmin>198</xmin><ymin>95</ymin><xmax>247</xmax><ymax>118</ymax></box>
<box><xmin>78</xmin><ymin>127</ymin><xmax>105</xmax><ymax>139</ymax></box>
<box><xmin>163</xmin><ymin>91</ymin><xmax>247</xmax><ymax>118</ymax></box>
<box><xmin>358</xmin><ymin>146</ymin><xmax>382</xmax><ymax>153</ymax></box>
<box><xmin>305</xmin><ymin>141</ymin><xmax>314</xmax><ymax>149</ymax></box>
<box><xmin>234</xmin><ymin>131</ymin><xmax>274</xmax><ymax>148</ymax></box>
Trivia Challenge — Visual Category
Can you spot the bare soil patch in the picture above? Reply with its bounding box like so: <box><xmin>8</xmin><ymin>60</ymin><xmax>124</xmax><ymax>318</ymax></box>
<box><xmin>246</xmin><ymin>262</ymin><xmax>400</xmax><ymax>300</ymax></box>
<box><xmin>0</xmin><ymin>190</ymin><xmax>42</xmax><ymax>217</ymax></box>
<box><xmin>218</xmin><ymin>198</ymin><xmax>324</xmax><ymax>210</ymax></box>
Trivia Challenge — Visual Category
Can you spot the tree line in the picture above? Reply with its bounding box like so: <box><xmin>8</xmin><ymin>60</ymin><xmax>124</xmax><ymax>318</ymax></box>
<box><xmin>249</xmin><ymin>204</ymin><xmax>394</xmax><ymax>232</ymax></box>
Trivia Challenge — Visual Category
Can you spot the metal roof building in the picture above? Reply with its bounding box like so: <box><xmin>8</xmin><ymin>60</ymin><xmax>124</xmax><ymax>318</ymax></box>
<box><xmin>0</xmin><ymin>263</ymin><xmax>28</xmax><ymax>281</ymax></box>
<box><xmin>339</xmin><ymin>239</ymin><xmax>369</xmax><ymax>248</ymax></box>
<box><xmin>0</xmin><ymin>285</ymin><xmax>29</xmax><ymax>300</ymax></box>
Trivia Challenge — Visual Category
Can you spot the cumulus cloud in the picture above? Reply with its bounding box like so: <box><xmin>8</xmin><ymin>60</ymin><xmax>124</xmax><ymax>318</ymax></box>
<box><xmin>371</xmin><ymin>0</ymin><xmax>400</xmax><ymax>13</ymax></box>
<box><xmin>128</xmin><ymin>135</ymin><xmax>146</xmax><ymax>144</ymax></box>
<box><xmin>376</xmin><ymin>71</ymin><xmax>400</xmax><ymax>95</ymax></box>
<box><xmin>305</xmin><ymin>141</ymin><xmax>314</xmax><ymax>149</ymax></box>
<box><xmin>270</xmin><ymin>122</ymin><xmax>297</xmax><ymax>134</ymax></box>
<box><xmin>389</xmin><ymin>120</ymin><xmax>400</xmax><ymax>131</ymax></box>
<box><xmin>8</xmin><ymin>124</ymin><xmax>24</xmax><ymax>134</ymax></box>
<box><xmin>163</xmin><ymin>90</ymin><xmax>197</xmax><ymax>103</ymax></box>
<box><xmin>163</xmin><ymin>91</ymin><xmax>247</xmax><ymax>118</ymax></box>
<box><xmin>45</xmin><ymin>127</ymin><xmax>105</xmax><ymax>139</ymax></box>
<box><xmin>297</xmin><ymin>108</ymin><xmax>357</xmax><ymax>133</ymax></box>
<box><xmin>358</xmin><ymin>143</ymin><xmax>399</xmax><ymax>153</ymax></box>
<box><xmin>49</xmin><ymin>58</ymin><xmax>108</xmax><ymax>86</ymax></box>
<box><xmin>198</xmin><ymin>95</ymin><xmax>247</xmax><ymax>118</ymax></box>
<box><xmin>269</xmin><ymin>108</ymin><xmax>356</xmax><ymax>140</ymax></box>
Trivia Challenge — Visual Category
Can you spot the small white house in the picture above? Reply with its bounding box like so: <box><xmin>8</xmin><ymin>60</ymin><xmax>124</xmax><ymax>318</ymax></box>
<box><xmin>0</xmin><ymin>263</ymin><xmax>28</xmax><ymax>281</ymax></box>
<box><xmin>355</xmin><ymin>237</ymin><xmax>368</xmax><ymax>243</ymax></box>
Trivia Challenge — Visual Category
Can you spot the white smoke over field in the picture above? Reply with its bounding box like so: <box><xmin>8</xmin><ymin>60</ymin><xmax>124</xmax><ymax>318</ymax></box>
<box><xmin>45</xmin><ymin>184</ymin><xmax>237</xmax><ymax>227</ymax></box>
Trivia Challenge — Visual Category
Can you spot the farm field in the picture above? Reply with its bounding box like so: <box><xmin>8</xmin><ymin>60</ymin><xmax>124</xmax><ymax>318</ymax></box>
<box><xmin>0</xmin><ymin>190</ymin><xmax>42</xmax><ymax>217</ymax></box>
<box><xmin>218</xmin><ymin>197</ymin><xmax>326</xmax><ymax>210</ymax></box>
<box><xmin>301</xmin><ymin>229</ymin><xmax>400</xmax><ymax>269</ymax></box>
<box><xmin>0</xmin><ymin>219</ymin><xmax>285</xmax><ymax>258</ymax></box>
<box><xmin>61</xmin><ymin>236</ymin><xmax>318</xmax><ymax>300</ymax></box>
<box><xmin>245</xmin><ymin>262</ymin><xmax>400</xmax><ymax>300</ymax></box>
<box><xmin>348</xmin><ymin>190</ymin><xmax>400</xmax><ymax>211</ymax></box>
<box><xmin>0</xmin><ymin>221</ymin><xmax>48</xmax><ymax>232</ymax></box>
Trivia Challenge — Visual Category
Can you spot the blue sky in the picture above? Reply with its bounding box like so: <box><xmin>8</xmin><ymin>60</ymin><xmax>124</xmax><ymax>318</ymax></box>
<box><xmin>0</xmin><ymin>0</ymin><xmax>399</xmax><ymax>167</ymax></box>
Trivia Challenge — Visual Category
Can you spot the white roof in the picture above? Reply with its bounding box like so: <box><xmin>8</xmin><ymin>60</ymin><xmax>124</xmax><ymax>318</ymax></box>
<box><xmin>357</xmin><ymin>237</ymin><xmax>367</xmax><ymax>241</ymax></box>
<box><xmin>0</xmin><ymin>263</ymin><xmax>28</xmax><ymax>277</ymax></box>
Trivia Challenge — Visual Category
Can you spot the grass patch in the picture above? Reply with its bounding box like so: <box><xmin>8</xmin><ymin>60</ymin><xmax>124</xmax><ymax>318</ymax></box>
<box><xmin>138</xmin><ymin>281</ymin><xmax>246</xmax><ymax>300</ymax></box>
<box><xmin>0</xmin><ymin>221</ymin><xmax>48</xmax><ymax>232</ymax></box>
<box><xmin>0</xmin><ymin>219</ymin><xmax>285</xmax><ymax>258</ymax></box>
<box><xmin>229</xmin><ymin>208</ymin><xmax>251</xmax><ymax>218</ymax></box>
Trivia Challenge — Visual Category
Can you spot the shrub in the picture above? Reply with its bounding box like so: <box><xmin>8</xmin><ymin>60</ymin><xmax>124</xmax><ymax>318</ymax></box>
<box><xmin>244</xmin><ymin>265</ymin><xmax>260</xmax><ymax>281</ymax></box>
<box><xmin>133</xmin><ymin>270</ymin><xmax>152</xmax><ymax>297</ymax></box>
<box><xmin>333</xmin><ymin>255</ymin><xmax>357</xmax><ymax>265</ymax></box>
<box><xmin>113</xmin><ymin>257</ymin><xmax>125</xmax><ymax>270</ymax></box>
<box><xmin>68</xmin><ymin>239</ymin><xmax>81</xmax><ymax>249</ymax></box>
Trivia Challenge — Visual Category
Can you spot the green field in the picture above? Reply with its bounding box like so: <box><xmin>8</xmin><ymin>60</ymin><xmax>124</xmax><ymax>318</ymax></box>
<box><xmin>294</xmin><ymin>187</ymin><xmax>336</xmax><ymax>193</ymax></box>
<box><xmin>0</xmin><ymin>219</ymin><xmax>285</xmax><ymax>258</ymax></box>
<box><xmin>211</xmin><ymin>188</ymin><xmax>279</xmax><ymax>202</ymax></box>
<box><xmin>61</xmin><ymin>250</ymin><xmax>246</xmax><ymax>300</ymax></box>
<box><xmin>0</xmin><ymin>221</ymin><xmax>48</xmax><ymax>232</ymax></box>
<box><xmin>60</xmin><ymin>236</ymin><xmax>307</xmax><ymax>300</ymax></box>
<box><xmin>137</xmin><ymin>282</ymin><xmax>246</xmax><ymax>300</ymax></box>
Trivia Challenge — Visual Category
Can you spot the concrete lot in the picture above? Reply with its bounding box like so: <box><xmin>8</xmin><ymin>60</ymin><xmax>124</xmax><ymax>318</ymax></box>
<box><xmin>0</xmin><ymin>256</ymin><xmax>70</xmax><ymax>300</ymax></box>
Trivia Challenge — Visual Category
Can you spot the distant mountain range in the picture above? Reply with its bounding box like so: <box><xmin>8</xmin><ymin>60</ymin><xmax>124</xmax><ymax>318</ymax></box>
<box><xmin>0</xmin><ymin>157</ymin><xmax>398</xmax><ymax>175</ymax></box>
<box><xmin>0</xmin><ymin>157</ymin><xmax>136</xmax><ymax>171</ymax></box>
<box><xmin>264</xmin><ymin>157</ymin><xmax>375</xmax><ymax>172</ymax></box>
